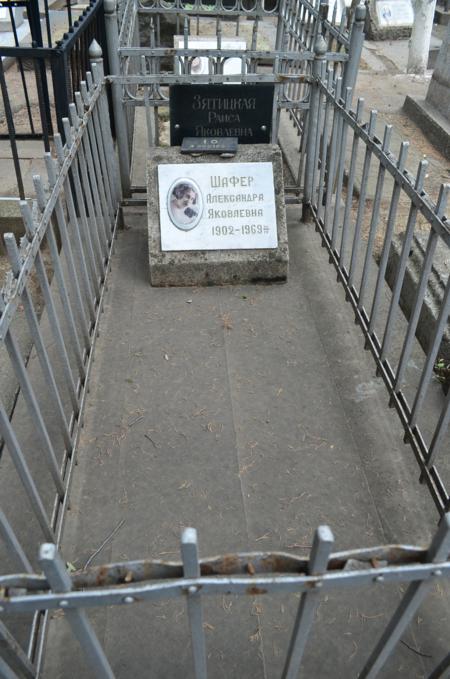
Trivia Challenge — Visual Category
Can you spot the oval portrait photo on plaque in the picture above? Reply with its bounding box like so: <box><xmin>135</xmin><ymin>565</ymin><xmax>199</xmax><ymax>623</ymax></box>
<box><xmin>167</xmin><ymin>178</ymin><xmax>203</xmax><ymax>231</ymax></box>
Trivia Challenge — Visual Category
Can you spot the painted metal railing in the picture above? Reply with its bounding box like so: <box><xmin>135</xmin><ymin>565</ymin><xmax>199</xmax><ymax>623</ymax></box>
<box><xmin>104</xmin><ymin>0</ymin><xmax>365</xmax><ymax>196</ymax></box>
<box><xmin>0</xmin><ymin>53</ymin><xmax>121</xmax><ymax>673</ymax></box>
<box><xmin>302</xmin><ymin>36</ymin><xmax>450</xmax><ymax>516</ymax></box>
<box><xmin>0</xmin><ymin>0</ymin><xmax>109</xmax><ymax>199</ymax></box>
<box><xmin>2</xmin><ymin>521</ymin><xmax>450</xmax><ymax>677</ymax></box>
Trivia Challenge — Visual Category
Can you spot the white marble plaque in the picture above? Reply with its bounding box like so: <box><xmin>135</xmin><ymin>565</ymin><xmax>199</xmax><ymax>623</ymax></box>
<box><xmin>158</xmin><ymin>162</ymin><xmax>278</xmax><ymax>251</ymax></box>
<box><xmin>174</xmin><ymin>36</ymin><xmax>246</xmax><ymax>79</ymax></box>
<box><xmin>375</xmin><ymin>0</ymin><xmax>413</xmax><ymax>26</ymax></box>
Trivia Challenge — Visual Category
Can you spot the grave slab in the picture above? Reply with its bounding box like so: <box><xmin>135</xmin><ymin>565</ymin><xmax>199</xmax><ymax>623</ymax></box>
<box><xmin>147</xmin><ymin>144</ymin><xmax>288</xmax><ymax>286</ymax></box>
<box><xmin>403</xmin><ymin>22</ymin><xmax>450</xmax><ymax>159</ymax></box>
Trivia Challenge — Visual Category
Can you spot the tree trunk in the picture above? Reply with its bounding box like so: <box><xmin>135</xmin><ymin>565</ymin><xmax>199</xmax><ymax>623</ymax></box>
<box><xmin>407</xmin><ymin>0</ymin><xmax>437</xmax><ymax>74</ymax></box>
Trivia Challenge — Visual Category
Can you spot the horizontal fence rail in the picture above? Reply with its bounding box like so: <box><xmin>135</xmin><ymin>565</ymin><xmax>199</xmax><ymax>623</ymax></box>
<box><xmin>2</xmin><ymin>521</ymin><xmax>450</xmax><ymax>676</ymax></box>
<box><xmin>301</xmin><ymin>39</ymin><xmax>450</xmax><ymax>516</ymax></box>
<box><xmin>0</xmin><ymin>58</ymin><xmax>120</xmax><ymax>674</ymax></box>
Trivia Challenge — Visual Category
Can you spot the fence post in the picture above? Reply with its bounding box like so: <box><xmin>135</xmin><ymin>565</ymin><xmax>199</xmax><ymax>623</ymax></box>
<box><xmin>302</xmin><ymin>34</ymin><xmax>326</xmax><ymax>223</ymax></box>
<box><xmin>181</xmin><ymin>528</ymin><xmax>207</xmax><ymax>679</ymax></box>
<box><xmin>342</xmin><ymin>3</ymin><xmax>366</xmax><ymax>95</ymax></box>
<box><xmin>89</xmin><ymin>41</ymin><xmax>122</xmax><ymax>205</ymax></box>
<box><xmin>104</xmin><ymin>0</ymin><xmax>131</xmax><ymax>198</ymax></box>
<box><xmin>282</xmin><ymin>526</ymin><xmax>334</xmax><ymax>679</ymax></box>
<box><xmin>275</xmin><ymin>0</ymin><xmax>286</xmax><ymax>51</ymax></box>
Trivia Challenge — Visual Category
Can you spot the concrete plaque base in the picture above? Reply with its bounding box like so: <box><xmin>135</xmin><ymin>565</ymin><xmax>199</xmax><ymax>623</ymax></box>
<box><xmin>147</xmin><ymin>145</ymin><xmax>288</xmax><ymax>287</ymax></box>
<box><xmin>366</xmin><ymin>0</ymin><xmax>413</xmax><ymax>39</ymax></box>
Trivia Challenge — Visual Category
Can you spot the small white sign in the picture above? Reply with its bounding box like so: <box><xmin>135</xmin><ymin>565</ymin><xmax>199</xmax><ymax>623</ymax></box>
<box><xmin>376</xmin><ymin>0</ymin><xmax>413</xmax><ymax>26</ymax></box>
<box><xmin>158</xmin><ymin>162</ymin><xmax>278</xmax><ymax>252</ymax></box>
<box><xmin>174</xmin><ymin>36</ymin><xmax>247</xmax><ymax>79</ymax></box>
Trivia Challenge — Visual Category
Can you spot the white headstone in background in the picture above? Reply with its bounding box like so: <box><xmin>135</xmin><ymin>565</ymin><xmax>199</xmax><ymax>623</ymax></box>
<box><xmin>174</xmin><ymin>36</ymin><xmax>247</xmax><ymax>79</ymax></box>
<box><xmin>375</xmin><ymin>0</ymin><xmax>413</xmax><ymax>27</ymax></box>
<box><xmin>158</xmin><ymin>162</ymin><xmax>278</xmax><ymax>251</ymax></box>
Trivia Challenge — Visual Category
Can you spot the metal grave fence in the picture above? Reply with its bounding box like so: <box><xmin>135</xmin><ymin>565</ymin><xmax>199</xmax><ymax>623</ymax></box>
<box><xmin>1</xmin><ymin>1</ymin><xmax>450</xmax><ymax>675</ymax></box>
<box><xmin>103</xmin><ymin>0</ymin><xmax>365</xmax><ymax>197</ymax></box>
<box><xmin>2</xmin><ymin>522</ymin><xmax>450</xmax><ymax>676</ymax></box>
<box><xmin>0</xmin><ymin>0</ymin><xmax>109</xmax><ymax>199</ymax></box>
<box><xmin>300</xmin><ymin>37</ymin><xmax>450</xmax><ymax>516</ymax></box>
<box><xmin>0</xmin><ymin>55</ymin><xmax>121</xmax><ymax>674</ymax></box>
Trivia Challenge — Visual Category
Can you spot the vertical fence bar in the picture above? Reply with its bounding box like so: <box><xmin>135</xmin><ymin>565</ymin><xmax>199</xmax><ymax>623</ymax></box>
<box><xmin>330</xmin><ymin>86</ymin><xmax>351</xmax><ymax>251</ymax></box>
<box><xmin>409</xmin><ymin>276</ymin><xmax>450</xmax><ymax>428</ymax></box>
<box><xmin>342</xmin><ymin>3</ymin><xmax>365</xmax><ymax>96</ymax></box>
<box><xmin>0</xmin><ymin>398</ymin><xmax>54</xmax><ymax>541</ymax></box>
<box><xmin>302</xmin><ymin>33</ymin><xmax>327</xmax><ymax>221</ymax></box>
<box><xmin>0</xmin><ymin>509</ymin><xmax>33</xmax><ymax>573</ymax></box>
<box><xmin>83</xmin><ymin>82</ymin><xmax>113</xmax><ymax>224</ymax></box>
<box><xmin>281</xmin><ymin>526</ymin><xmax>334</xmax><ymax>679</ymax></box>
<box><xmin>74</xmin><ymin>94</ymin><xmax>112</xmax><ymax>253</ymax></box>
<box><xmin>339</xmin><ymin>97</ymin><xmax>364</xmax><ymax>266</ymax></box>
<box><xmin>53</xmin><ymin>134</ymin><xmax>97</xmax><ymax>325</ymax></box>
<box><xmin>0</xmin><ymin>656</ymin><xmax>19</xmax><ymax>679</ymax></box>
<box><xmin>275</xmin><ymin>0</ymin><xmax>287</xmax><ymax>49</ymax></box>
<box><xmin>357</xmin><ymin>124</ymin><xmax>392</xmax><ymax>310</ymax></box>
<box><xmin>0</xmin><ymin>621</ymin><xmax>35</xmax><ymax>679</ymax></box>
<box><xmin>0</xmin><ymin>58</ymin><xmax>24</xmax><ymax>200</ymax></box>
<box><xmin>45</xmin><ymin>154</ymin><xmax>92</xmax><ymax>350</ymax></box>
<box><xmin>359</xmin><ymin>514</ymin><xmax>450</xmax><ymax>679</ymax></box>
<box><xmin>20</xmin><ymin>201</ymin><xmax>80</xmax><ymax>416</ymax></box>
<box><xmin>368</xmin><ymin>141</ymin><xmax>409</xmax><ymax>334</ymax></box>
<box><xmin>380</xmin><ymin>160</ymin><xmax>428</xmax><ymax>362</ymax></box>
<box><xmin>50</xmin><ymin>51</ymin><xmax>71</xmax><ymax>139</ymax></box>
<box><xmin>3</xmin><ymin>324</ymin><xmax>65</xmax><ymax>498</ymax></box>
<box><xmin>348</xmin><ymin>110</ymin><xmax>377</xmax><ymax>290</ymax></box>
<box><xmin>142</xmin><ymin>55</ymin><xmax>155</xmax><ymax>147</ymax></box>
<box><xmin>323</xmin><ymin>77</ymin><xmax>342</xmax><ymax>238</ymax></box>
<box><xmin>80</xmin><ymin>80</ymin><xmax>115</xmax><ymax>225</ymax></box>
<box><xmin>39</xmin><ymin>544</ymin><xmax>115</xmax><ymax>679</ymax></box>
<box><xmin>3</xmin><ymin>234</ymin><xmax>73</xmax><ymax>454</ymax></box>
<box><xmin>68</xmin><ymin>104</ymin><xmax>109</xmax><ymax>264</ymax></box>
<box><xmin>91</xmin><ymin>59</ymin><xmax>121</xmax><ymax>206</ymax></box>
<box><xmin>32</xmin><ymin>49</ymin><xmax>52</xmax><ymax>150</ymax></box>
<box><xmin>32</xmin><ymin>176</ymin><xmax>87</xmax><ymax>382</ymax></box>
<box><xmin>316</xmin><ymin>69</ymin><xmax>334</xmax><ymax>221</ymax></box>
<box><xmin>8</xmin><ymin>5</ymin><xmax>35</xmax><ymax>136</ymax></box>
<box><xmin>181</xmin><ymin>528</ymin><xmax>208</xmax><ymax>679</ymax></box>
<box><xmin>394</xmin><ymin>184</ymin><xmax>449</xmax><ymax>390</ymax></box>
<box><xmin>104</xmin><ymin>0</ymin><xmax>131</xmax><ymax>197</ymax></box>
<box><xmin>306</xmin><ymin>60</ymin><xmax>325</xmax><ymax>204</ymax></box>
<box><xmin>61</xmin><ymin>119</ymin><xmax>103</xmax><ymax>293</ymax></box>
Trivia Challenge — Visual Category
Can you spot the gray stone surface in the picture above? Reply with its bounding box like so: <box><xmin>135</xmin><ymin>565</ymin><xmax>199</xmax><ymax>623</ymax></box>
<box><xmin>403</xmin><ymin>22</ymin><xmax>450</xmax><ymax>158</ymax></box>
<box><xmin>403</xmin><ymin>94</ymin><xmax>450</xmax><ymax>159</ymax></box>
<box><xmin>147</xmin><ymin>145</ymin><xmax>289</xmax><ymax>286</ymax></box>
<box><xmin>428</xmin><ymin>34</ymin><xmax>443</xmax><ymax>69</ymax></box>
<box><xmin>0</xmin><ymin>197</ymin><xmax>26</xmax><ymax>254</ymax></box>
<box><xmin>43</xmin><ymin>208</ymin><xmax>450</xmax><ymax>679</ymax></box>
<box><xmin>435</xmin><ymin>5</ymin><xmax>450</xmax><ymax>25</ymax></box>
<box><xmin>427</xmin><ymin>21</ymin><xmax>450</xmax><ymax>118</ymax></box>
<box><xmin>386</xmin><ymin>231</ymin><xmax>450</xmax><ymax>361</ymax></box>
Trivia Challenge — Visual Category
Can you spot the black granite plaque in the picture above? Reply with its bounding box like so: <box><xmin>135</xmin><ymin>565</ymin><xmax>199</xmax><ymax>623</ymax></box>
<box><xmin>170</xmin><ymin>84</ymin><xmax>274</xmax><ymax>146</ymax></box>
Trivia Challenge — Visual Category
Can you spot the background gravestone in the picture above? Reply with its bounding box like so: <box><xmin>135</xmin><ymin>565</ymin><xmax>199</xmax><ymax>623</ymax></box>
<box><xmin>426</xmin><ymin>21</ymin><xmax>450</xmax><ymax>119</ymax></box>
<box><xmin>365</xmin><ymin>0</ymin><xmax>413</xmax><ymax>39</ymax></box>
<box><xmin>404</xmin><ymin>21</ymin><xmax>450</xmax><ymax>158</ymax></box>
